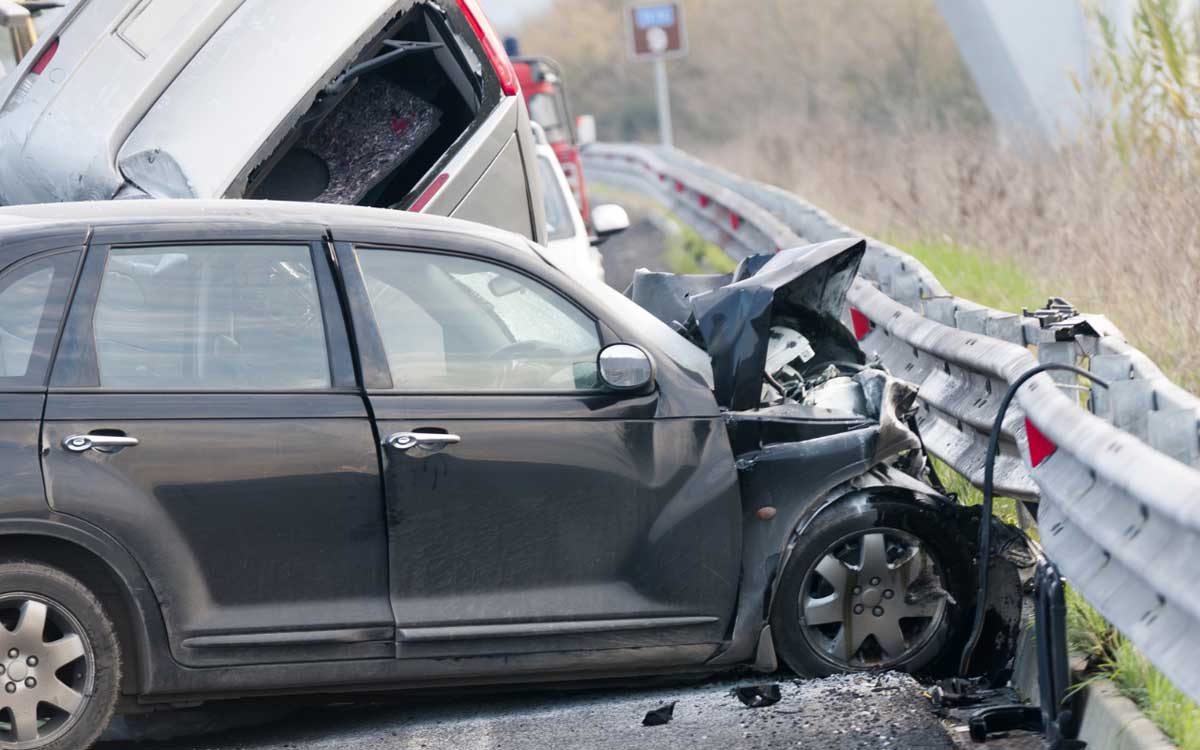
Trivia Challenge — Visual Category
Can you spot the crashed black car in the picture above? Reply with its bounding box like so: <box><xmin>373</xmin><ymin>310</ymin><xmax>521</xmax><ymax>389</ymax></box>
<box><xmin>0</xmin><ymin>201</ymin><xmax>1020</xmax><ymax>749</ymax></box>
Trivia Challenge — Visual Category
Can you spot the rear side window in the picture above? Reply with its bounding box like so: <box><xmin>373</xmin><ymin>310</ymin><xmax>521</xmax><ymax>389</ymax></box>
<box><xmin>0</xmin><ymin>251</ymin><xmax>79</xmax><ymax>387</ymax></box>
<box><xmin>93</xmin><ymin>245</ymin><xmax>331</xmax><ymax>390</ymax></box>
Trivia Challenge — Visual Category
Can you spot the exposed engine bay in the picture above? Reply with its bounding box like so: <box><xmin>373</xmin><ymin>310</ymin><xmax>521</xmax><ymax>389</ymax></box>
<box><xmin>627</xmin><ymin>237</ymin><xmax>923</xmax><ymax>466</ymax></box>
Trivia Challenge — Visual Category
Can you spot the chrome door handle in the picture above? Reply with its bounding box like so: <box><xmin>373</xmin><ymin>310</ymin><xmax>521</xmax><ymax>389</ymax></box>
<box><xmin>384</xmin><ymin>432</ymin><xmax>461</xmax><ymax>452</ymax></box>
<box><xmin>63</xmin><ymin>434</ymin><xmax>139</xmax><ymax>453</ymax></box>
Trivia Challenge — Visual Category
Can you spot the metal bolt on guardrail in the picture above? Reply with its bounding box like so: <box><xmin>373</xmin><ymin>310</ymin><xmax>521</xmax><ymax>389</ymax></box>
<box><xmin>584</xmin><ymin>142</ymin><xmax>1200</xmax><ymax>702</ymax></box>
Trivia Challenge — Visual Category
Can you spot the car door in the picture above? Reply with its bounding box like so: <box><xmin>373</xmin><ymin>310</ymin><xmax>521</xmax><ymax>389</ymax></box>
<box><xmin>41</xmin><ymin>231</ymin><xmax>393</xmax><ymax>667</ymax></box>
<box><xmin>334</xmin><ymin>238</ymin><xmax>742</xmax><ymax>664</ymax></box>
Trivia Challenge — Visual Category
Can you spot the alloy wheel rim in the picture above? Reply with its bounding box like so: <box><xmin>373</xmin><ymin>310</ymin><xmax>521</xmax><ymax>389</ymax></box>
<box><xmin>798</xmin><ymin>528</ymin><xmax>948</xmax><ymax>671</ymax></box>
<box><xmin>0</xmin><ymin>594</ymin><xmax>94</xmax><ymax>749</ymax></box>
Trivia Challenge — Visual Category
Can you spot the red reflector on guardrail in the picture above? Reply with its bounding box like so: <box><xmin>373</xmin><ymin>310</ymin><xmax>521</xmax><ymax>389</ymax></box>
<box><xmin>850</xmin><ymin>308</ymin><xmax>871</xmax><ymax>341</ymax></box>
<box><xmin>699</xmin><ymin>195</ymin><xmax>710</xmax><ymax>208</ymax></box>
<box><xmin>730</xmin><ymin>213</ymin><xmax>741</xmax><ymax>230</ymax></box>
<box><xmin>675</xmin><ymin>181</ymin><xmax>685</xmax><ymax>193</ymax></box>
<box><xmin>1025</xmin><ymin>418</ymin><xmax>1057</xmax><ymax>467</ymax></box>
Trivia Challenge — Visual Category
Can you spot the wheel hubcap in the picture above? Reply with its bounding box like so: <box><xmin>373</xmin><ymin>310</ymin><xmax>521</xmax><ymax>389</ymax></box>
<box><xmin>0</xmin><ymin>595</ymin><xmax>92</xmax><ymax>749</ymax></box>
<box><xmin>799</xmin><ymin>529</ymin><xmax>948</xmax><ymax>670</ymax></box>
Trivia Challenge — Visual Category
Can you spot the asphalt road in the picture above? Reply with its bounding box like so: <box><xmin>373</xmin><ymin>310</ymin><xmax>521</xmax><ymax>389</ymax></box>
<box><xmin>98</xmin><ymin>673</ymin><xmax>956</xmax><ymax>750</ymax></box>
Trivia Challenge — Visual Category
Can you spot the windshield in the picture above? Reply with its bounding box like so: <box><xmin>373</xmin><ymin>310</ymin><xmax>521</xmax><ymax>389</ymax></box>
<box><xmin>528</xmin><ymin>91</ymin><xmax>571</xmax><ymax>144</ymax></box>
<box><xmin>538</xmin><ymin>155</ymin><xmax>576</xmax><ymax>242</ymax></box>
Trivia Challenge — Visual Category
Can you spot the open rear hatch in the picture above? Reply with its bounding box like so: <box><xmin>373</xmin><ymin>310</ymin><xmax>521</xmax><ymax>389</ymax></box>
<box><xmin>244</xmin><ymin>2</ymin><xmax>495</xmax><ymax>208</ymax></box>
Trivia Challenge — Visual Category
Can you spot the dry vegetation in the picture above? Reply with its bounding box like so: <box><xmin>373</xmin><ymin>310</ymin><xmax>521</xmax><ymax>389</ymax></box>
<box><xmin>519</xmin><ymin>0</ymin><xmax>1200</xmax><ymax>390</ymax></box>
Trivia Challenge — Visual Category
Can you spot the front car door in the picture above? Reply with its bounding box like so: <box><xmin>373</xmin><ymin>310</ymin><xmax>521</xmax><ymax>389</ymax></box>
<box><xmin>41</xmin><ymin>229</ymin><xmax>393</xmax><ymax>667</ymax></box>
<box><xmin>334</xmin><ymin>234</ymin><xmax>743</xmax><ymax>670</ymax></box>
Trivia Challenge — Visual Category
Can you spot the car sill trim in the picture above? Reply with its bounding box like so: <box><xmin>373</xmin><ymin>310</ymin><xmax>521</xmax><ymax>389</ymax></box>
<box><xmin>396</xmin><ymin>616</ymin><xmax>720</xmax><ymax>643</ymax></box>
<box><xmin>182</xmin><ymin>626</ymin><xmax>395</xmax><ymax>649</ymax></box>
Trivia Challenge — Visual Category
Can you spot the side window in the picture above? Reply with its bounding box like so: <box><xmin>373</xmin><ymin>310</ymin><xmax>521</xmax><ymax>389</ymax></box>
<box><xmin>357</xmin><ymin>249</ymin><xmax>602</xmax><ymax>392</ymax></box>
<box><xmin>93</xmin><ymin>244</ymin><xmax>331</xmax><ymax>390</ymax></box>
<box><xmin>0</xmin><ymin>252</ymin><xmax>78</xmax><ymax>387</ymax></box>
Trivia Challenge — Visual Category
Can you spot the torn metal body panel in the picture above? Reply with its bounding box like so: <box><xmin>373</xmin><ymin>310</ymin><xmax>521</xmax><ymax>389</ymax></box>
<box><xmin>708</xmin><ymin>429</ymin><xmax>882</xmax><ymax>667</ymax></box>
<box><xmin>628</xmin><ymin>238</ymin><xmax>867</xmax><ymax>411</ymax></box>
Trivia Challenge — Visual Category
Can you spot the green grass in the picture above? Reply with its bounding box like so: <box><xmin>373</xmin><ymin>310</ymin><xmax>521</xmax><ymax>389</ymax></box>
<box><xmin>890</xmin><ymin>236</ymin><xmax>1050</xmax><ymax>313</ymax></box>
<box><xmin>930</xmin><ymin>458</ymin><xmax>1023</xmax><ymax>528</ymax></box>
<box><xmin>588</xmin><ymin>181</ymin><xmax>736</xmax><ymax>276</ymax></box>
<box><xmin>1067</xmin><ymin>586</ymin><xmax>1200</xmax><ymax>748</ymax></box>
<box><xmin>896</xmin><ymin>237</ymin><xmax>1199</xmax><ymax>748</ymax></box>
<box><xmin>664</xmin><ymin>222</ymin><xmax>737</xmax><ymax>275</ymax></box>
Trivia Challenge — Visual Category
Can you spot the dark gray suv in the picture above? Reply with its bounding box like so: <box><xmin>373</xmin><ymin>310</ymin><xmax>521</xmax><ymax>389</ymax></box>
<box><xmin>0</xmin><ymin>201</ymin><xmax>1019</xmax><ymax>749</ymax></box>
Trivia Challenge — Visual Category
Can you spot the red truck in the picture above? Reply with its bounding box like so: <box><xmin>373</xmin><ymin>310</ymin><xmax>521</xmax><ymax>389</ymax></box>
<box><xmin>511</xmin><ymin>53</ymin><xmax>591</xmax><ymax>224</ymax></box>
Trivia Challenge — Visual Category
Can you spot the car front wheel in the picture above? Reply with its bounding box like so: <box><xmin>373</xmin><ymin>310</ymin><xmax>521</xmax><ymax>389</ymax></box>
<box><xmin>770</xmin><ymin>495</ymin><xmax>972</xmax><ymax>677</ymax></box>
<box><xmin>0</xmin><ymin>562</ymin><xmax>120</xmax><ymax>750</ymax></box>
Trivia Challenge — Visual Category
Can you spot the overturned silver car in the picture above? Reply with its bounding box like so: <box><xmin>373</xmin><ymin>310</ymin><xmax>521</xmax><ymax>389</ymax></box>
<box><xmin>0</xmin><ymin>0</ymin><xmax>546</xmax><ymax>240</ymax></box>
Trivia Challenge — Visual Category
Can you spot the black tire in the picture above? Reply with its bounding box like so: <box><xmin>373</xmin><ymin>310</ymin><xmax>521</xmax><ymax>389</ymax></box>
<box><xmin>0</xmin><ymin>561</ymin><xmax>121</xmax><ymax>750</ymax></box>
<box><xmin>770</xmin><ymin>493</ymin><xmax>974</xmax><ymax>678</ymax></box>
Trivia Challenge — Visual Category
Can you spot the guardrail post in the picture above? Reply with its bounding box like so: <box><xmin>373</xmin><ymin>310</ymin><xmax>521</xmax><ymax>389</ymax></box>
<box><xmin>1148</xmin><ymin>410</ymin><xmax>1200</xmax><ymax>468</ymax></box>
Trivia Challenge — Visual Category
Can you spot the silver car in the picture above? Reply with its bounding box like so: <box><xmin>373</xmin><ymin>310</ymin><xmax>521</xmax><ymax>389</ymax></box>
<box><xmin>0</xmin><ymin>0</ymin><xmax>546</xmax><ymax>241</ymax></box>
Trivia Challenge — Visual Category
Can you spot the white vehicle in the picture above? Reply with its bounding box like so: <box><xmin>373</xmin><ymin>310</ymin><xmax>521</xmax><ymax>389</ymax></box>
<box><xmin>532</xmin><ymin>123</ymin><xmax>628</xmax><ymax>285</ymax></box>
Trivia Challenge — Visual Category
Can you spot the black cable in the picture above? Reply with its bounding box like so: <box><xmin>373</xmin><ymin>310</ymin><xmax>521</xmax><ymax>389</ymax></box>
<box><xmin>957</xmin><ymin>363</ymin><xmax>1109</xmax><ymax>676</ymax></box>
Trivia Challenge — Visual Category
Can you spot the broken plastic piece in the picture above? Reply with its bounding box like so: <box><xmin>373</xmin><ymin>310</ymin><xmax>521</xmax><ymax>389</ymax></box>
<box><xmin>967</xmin><ymin>704</ymin><xmax>1041</xmax><ymax>741</ymax></box>
<box><xmin>734</xmin><ymin>684</ymin><xmax>782</xmax><ymax>708</ymax></box>
<box><xmin>641</xmin><ymin>702</ymin><xmax>676</xmax><ymax>726</ymax></box>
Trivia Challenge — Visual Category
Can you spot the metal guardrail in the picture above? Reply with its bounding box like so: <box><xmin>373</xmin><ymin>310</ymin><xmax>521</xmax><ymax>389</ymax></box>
<box><xmin>584</xmin><ymin>142</ymin><xmax>1200</xmax><ymax>701</ymax></box>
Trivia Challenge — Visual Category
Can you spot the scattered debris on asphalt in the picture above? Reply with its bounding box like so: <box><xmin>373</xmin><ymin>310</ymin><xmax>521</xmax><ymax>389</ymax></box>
<box><xmin>733</xmin><ymin>684</ymin><xmax>782</xmax><ymax>708</ymax></box>
<box><xmin>642</xmin><ymin>701</ymin><xmax>676</xmax><ymax>726</ymax></box>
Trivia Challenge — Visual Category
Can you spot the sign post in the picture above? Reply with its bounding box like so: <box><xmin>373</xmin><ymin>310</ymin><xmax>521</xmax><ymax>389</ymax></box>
<box><xmin>625</xmin><ymin>2</ymin><xmax>687</xmax><ymax>147</ymax></box>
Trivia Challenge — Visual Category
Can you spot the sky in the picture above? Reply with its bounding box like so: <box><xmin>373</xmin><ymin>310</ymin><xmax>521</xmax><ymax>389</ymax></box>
<box><xmin>480</xmin><ymin>0</ymin><xmax>553</xmax><ymax>33</ymax></box>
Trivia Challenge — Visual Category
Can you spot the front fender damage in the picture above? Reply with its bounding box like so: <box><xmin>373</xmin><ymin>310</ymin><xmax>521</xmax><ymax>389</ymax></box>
<box><xmin>625</xmin><ymin>238</ymin><xmax>1026</xmax><ymax>679</ymax></box>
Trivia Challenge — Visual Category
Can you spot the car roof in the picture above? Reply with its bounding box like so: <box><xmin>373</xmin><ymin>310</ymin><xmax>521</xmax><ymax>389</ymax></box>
<box><xmin>0</xmin><ymin>199</ymin><xmax>535</xmax><ymax>251</ymax></box>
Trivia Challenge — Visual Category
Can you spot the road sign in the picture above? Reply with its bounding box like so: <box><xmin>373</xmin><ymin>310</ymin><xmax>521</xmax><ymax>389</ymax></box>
<box><xmin>625</xmin><ymin>1</ymin><xmax>687</xmax><ymax>61</ymax></box>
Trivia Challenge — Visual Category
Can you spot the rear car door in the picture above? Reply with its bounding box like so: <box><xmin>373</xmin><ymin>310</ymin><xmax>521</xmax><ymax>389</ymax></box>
<box><xmin>41</xmin><ymin>230</ymin><xmax>393</xmax><ymax>667</ymax></box>
<box><xmin>335</xmin><ymin>238</ymin><xmax>742</xmax><ymax>664</ymax></box>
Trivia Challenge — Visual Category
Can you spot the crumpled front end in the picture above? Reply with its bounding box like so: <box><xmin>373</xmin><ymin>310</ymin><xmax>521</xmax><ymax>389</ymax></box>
<box><xmin>627</xmin><ymin>237</ymin><xmax>923</xmax><ymax>468</ymax></box>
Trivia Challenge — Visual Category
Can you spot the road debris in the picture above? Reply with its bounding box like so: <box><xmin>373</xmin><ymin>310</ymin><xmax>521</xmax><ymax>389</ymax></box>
<box><xmin>733</xmin><ymin>684</ymin><xmax>782</xmax><ymax>708</ymax></box>
<box><xmin>642</xmin><ymin>701</ymin><xmax>677</xmax><ymax>726</ymax></box>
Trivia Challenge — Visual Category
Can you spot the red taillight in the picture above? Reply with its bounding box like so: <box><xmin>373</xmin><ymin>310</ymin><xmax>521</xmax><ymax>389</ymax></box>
<box><xmin>409</xmin><ymin>173</ymin><xmax>450</xmax><ymax>212</ymax></box>
<box><xmin>850</xmin><ymin>307</ymin><xmax>872</xmax><ymax>341</ymax></box>
<box><xmin>1025</xmin><ymin>418</ymin><xmax>1057</xmax><ymax>467</ymax></box>
<box><xmin>30</xmin><ymin>38</ymin><xmax>59</xmax><ymax>76</ymax></box>
<box><xmin>456</xmin><ymin>0</ymin><xmax>519</xmax><ymax>96</ymax></box>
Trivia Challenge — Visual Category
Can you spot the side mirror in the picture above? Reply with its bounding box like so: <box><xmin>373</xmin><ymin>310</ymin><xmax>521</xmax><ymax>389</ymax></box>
<box><xmin>597</xmin><ymin>344</ymin><xmax>654</xmax><ymax>391</ymax></box>
<box><xmin>576</xmin><ymin>114</ymin><xmax>597</xmax><ymax>147</ymax></box>
<box><xmin>590</xmin><ymin>204</ymin><xmax>630</xmax><ymax>246</ymax></box>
